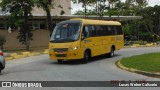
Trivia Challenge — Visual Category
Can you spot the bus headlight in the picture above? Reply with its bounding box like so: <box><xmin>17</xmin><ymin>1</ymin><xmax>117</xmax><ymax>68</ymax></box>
<box><xmin>71</xmin><ymin>47</ymin><xmax>79</xmax><ymax>51</ymax></box>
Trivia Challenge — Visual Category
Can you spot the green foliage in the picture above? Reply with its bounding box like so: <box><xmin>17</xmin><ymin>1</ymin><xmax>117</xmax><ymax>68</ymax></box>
<box><xmin>0</xmin><ymin>0</ymin><xmax>34</xmax><ymax>50</ymax></box>
<box><xmin>0</xmin><ymin>35</ymin><xmax>6</xmax><ymax>50</ymax></box>
<box><xmin>74</xmin><ymin>9</ymin><xmax>97</xmax><ymax>15</ymax></box>
<box><xmin>0</xmin><ymin>0</ymin><xmax>67</xmax><ymax>51</ymax></box>
<box><xmin>120</xmin><ymin>53</ymin><xmax>160</xmax><ymax>73</ymax></box>
<box><xmin>123</xmin><ymin>23</ymin><xmax>136</xmax><ymax>35</ymax></box>
<box><xmin>73</xmin><ymin>0</ymin><xmax>160</xmax><ymax>42</ymax></box>
<box><xmin>73</xmin><ymin>0</ymin><xmax>148</xmax><ymax>18</ymax></box>
<box><xmin>34</xmin><ymin>0</ymin><xmax>53</xmax><ymax>34</ymax></box>
<box><xmin>134</xmin><ymin>5</ymin><xmax>160</xmax><ymax>41</ymax></box>
<box><xmin>17</xmin><ymin>27</ymin><xmax>33</xmax><ymax>45</ymax></box>
<box><xmin>72</xmin><ymin>0</ymin><xmax>96</xmax><ymax>18</ymax></box>
<box><xmin>35</xmin><ymin>0</ymin><xmax>65</xmax><ymax>34</ymax></box>
<box><xmin>139</xmin><ymin>32</ymin><xmax>152</xmax><ymax>42</ymax></box>
<box><xmin>60</xmin><ymin>10</ymin><xmax>65</xmax><ymax>15</ymax></box>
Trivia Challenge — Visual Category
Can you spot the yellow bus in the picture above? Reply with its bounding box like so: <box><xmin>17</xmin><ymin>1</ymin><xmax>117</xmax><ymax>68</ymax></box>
<box><xmin>49</xmin><ymin>18</ymin><xmax>124</xmax><ymax>63</ymax></box>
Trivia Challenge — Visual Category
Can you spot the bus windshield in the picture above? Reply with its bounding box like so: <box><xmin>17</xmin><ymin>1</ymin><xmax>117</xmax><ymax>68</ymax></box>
<box><xmin>50</xmin><ymin>23</ymin><xmax>81</xmax><ymax>43</ymax></box>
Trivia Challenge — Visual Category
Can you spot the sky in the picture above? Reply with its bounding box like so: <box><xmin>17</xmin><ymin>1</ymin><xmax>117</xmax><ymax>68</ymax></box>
<box><xmin>71</xmin><ymin>0</ymin><xmax>160</xmax><ymax>14</ymax></box>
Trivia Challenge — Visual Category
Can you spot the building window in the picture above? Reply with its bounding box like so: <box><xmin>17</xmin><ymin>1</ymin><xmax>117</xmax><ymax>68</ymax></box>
<box><xmin>0</xmin><ymin>23</ymin><xmax>6</xmax><ymax>29</ymax></box>
<box><xmin>40</xmin><ymin>23</ymin><xmax>46</xmax><ymax>29</ymax></box>
<box><xmin>33</xmin><ymin>23</ymin><xmax>39</xmax><ymax>30</ymax></box>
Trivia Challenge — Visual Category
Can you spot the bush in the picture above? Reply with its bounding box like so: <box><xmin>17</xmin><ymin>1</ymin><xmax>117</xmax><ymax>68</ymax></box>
<box><xmin>0</xmin><ymin>35</ymin><xmax>6</xmax><ymax>50</ymax></box>
<box><xmin>139</xmin><ymin>32</ymin><xmax>152</xmax><ymax>42</ymax></box>
<box><xmin>133</xmin><ymin>40</ymin><xmax>147</xmax><ymax>45</ymax></box>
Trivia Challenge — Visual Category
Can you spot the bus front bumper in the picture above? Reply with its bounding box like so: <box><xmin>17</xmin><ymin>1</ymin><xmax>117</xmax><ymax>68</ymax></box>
<box><xmin>49</xmin><ymin>50</ymin><xmax>83</xmax><ymax>60</ymax></box>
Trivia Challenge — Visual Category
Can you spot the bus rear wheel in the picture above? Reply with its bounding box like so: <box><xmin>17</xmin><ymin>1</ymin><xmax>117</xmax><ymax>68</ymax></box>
<box><xmin>109</xmin><ymin>47</ymin><xmax>115</xmax><ymax>57</ymax></box>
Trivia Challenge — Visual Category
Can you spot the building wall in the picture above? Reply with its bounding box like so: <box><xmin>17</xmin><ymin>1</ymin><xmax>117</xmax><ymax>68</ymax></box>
<box><xmin>0</xmin><ymin>30</ymin><xmax>50</xmax><ymax>49</ymax></box>
<box><xmin>0</xmin><ymin>0</ymin><xmax>71</xmax><ymax>49</ymax></box>
<box><xmin>32</xmin><ymin>0</ymin><xmax>71</xmax><ymax>16</ymax></box>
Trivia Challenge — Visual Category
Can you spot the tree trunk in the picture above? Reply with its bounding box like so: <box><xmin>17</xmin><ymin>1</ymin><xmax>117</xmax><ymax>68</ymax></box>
<box><xmin>158</xmin><ymin>16</ymin><xmax>160</xmax><ymax>35</ymax></box>
<box><xmin>84</xmin><ymin>3</ymin><xmax>87</xmax><ymax>18</ymax></box>
<box><xmin>46</xmin><ymin>9</ymin><xmax>53</xmax><ymax>36</ymax></box>
<box><xmin>109</xmin><ymin>2</ymin><xmax>111</xmax><ymax>18</ymax></box>
<box><xmin>24</xmin><ymin>6</ymin><xmax>30</xmax><ymax>51</ymax></box>
<box><xmin>43</xmin><ymin>3</ymin><xmax>53</xmax><ymax>36</ymax></box>
<box><xmin>0</xmin><ymin>46</ymin><xmax>3</xmax><ymax>50</ymax></box>
<box><xmin>96</xmin><ymin>0</ymin><xmax>98</xmax><ymax>18</ymax></box>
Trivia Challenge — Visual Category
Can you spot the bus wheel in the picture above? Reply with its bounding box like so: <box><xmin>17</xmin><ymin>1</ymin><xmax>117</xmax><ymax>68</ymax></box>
<box><xmin>57</xmin><ymin>59</ymin><xmax>63</xmax><ymax>63</ymax></box>
<box><xmin>109</xmin><ymin>47</ymin><xmax>115</xmax><ymax>57</ymax></box>
<box><xmin>83</xmin><ymin>51</ymin><xmax>90</xmax><ymax>63</ymax></box>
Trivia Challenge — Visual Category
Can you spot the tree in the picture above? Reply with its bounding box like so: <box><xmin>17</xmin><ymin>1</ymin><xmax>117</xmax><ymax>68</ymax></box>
<box><xmin>95</xmin><ymin>0</ymin><xmax>120</xmax><ymax>18</ymax></box>
<box><xmin>153</xmin><ymin>5</ymin><xmax>160</xmax><ymax>35</ymax></box>
<box><xmin>108</xmin><ymin>0</ymin><xmax>119</xmax><ymax>17</ymax></box>
<box><xmin>123</xmin><ymin>5</ymin><xmax>160</xmax><ymax>42</ymax></box>
<box><xmin>138</xmin><ymin>5</ymin><xmax>160</xmax><ymax>36</ymax></box>
<box><xmin>96</xmin><ymin>0</ymin><xmax>107</xmax><ymax>19</ymax></box>
<box><xmin>35</xmin><ymin>0</ymin><xmax>54</xmax><ymax>36</ymax></box>
<box><xmin>74</xmin><ymin>9</ymin><xmax>97</xmax><ymax>15</ymax></box>
<box><xmin>35</xmin><ymin>0</ymin><xmax>65</xmax><ymax>35</ymax></box>
<box><xmin>0</xmin><ymin>0</ymin><xmax>34</xmax><ymax>51</ymax></box>
<box><xmin>0</xmin><ymin>35</ymin><xmax>6</xmax><ymax>50</ymax></box>
<box><xmin>72</xmin><ymin>0</ymin><xmax>95</xmax><ymax>18</ymax></box>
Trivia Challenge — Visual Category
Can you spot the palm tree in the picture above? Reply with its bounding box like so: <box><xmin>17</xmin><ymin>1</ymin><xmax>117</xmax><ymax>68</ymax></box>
<box><xmin>108</xmin><ymin>0</ymin><xmax>120</xmax><ymax>17</ymax></box>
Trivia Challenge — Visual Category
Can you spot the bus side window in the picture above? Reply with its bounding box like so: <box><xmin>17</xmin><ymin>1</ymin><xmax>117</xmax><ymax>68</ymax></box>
<box><xmin>107</xmin><ymin>26</ymin><xmax>112</xmax><ymax>36</ymax></box>
<box><xmin>116</xmin><ymin>26</ymin><xmax>123</xmax><ymax>35</ymax></box>
<box><xmin>110</xmin><ymin>26</ymin><xmax>116</xmax><ymax>35</ymax></box>
<box><xmin>91</xmin><ymin>25</ymin><xmax>96</xmax><ymax>36</ymax></box>
<box><xmin>95</xmin><ymin>25</ymin><xmax>102</xmax><ymax>36</ymax></box>
<box><xmin>104</xmin><ymin>25</ymin><xmax>109</xmax><ymax>36</ymax></box>
<box><xmin>87</xmin><ymin>25</ymin><xmax>93</xmax><ymax>37</ymax></box>
<box><xmin>82</xmin><ymin>25</ymin><xmax>90</xmax><ymax>39</ymax></box>
<box><xmin>114</xmin><ymin>26</ymin><xmax>117</xmax><ymax>35</ymax></box>
<box><xmin>101</xmin><ymin>26</ymin><xmax>106</xmax><ymax>36</ymax></box>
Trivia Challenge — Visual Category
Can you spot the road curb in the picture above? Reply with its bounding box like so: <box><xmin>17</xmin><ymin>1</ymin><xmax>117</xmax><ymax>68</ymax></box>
<box><xmin>4</xmin><ymin>49</ymin><xmax>49</xmax><ymax>61</ymax></box>
<box><xmin>115</xmin><ymin>60</ymin><xmax>160</xmax><ymax>78</ymax></box>
<box><xmin>125</xmin><ymin>45</ymin><xmax>160</xmax><ymax>48</ymax></box>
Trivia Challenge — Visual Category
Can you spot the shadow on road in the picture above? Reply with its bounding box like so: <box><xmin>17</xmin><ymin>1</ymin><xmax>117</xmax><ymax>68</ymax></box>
<box><xmin>52</xmin><ymin>54</ymin><xmax>120</xmax><ymax>65</ymax></box>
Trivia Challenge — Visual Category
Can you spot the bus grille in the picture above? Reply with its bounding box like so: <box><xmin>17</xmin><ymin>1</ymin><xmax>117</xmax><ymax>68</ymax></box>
<box><xmin>55</xmin><ymin>54</ymin><xmax>67</xmax><ymax>57</ymax></box>
<box><xmin>54</xmin><ymin>48</ymin><xmax>68</xmax><ymax>52</ymax></box>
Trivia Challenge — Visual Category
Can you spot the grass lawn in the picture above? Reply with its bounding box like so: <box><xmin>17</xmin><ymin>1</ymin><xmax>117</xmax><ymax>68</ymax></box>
<box><xmin>120</xmin><ymin>53</ymin><xmax>160</xmax><ymax>73</ymax></box>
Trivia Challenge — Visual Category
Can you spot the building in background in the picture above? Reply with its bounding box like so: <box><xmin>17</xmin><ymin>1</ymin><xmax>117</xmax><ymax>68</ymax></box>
<box><xmin>0</xmin><ymin>0</ymin><xmax>71</xmax><ymax>49</ymax></box>
<box><xmin>0</xmin><ymin>0</ymin><xmax>142</xmax><ymax>49</ymax></box>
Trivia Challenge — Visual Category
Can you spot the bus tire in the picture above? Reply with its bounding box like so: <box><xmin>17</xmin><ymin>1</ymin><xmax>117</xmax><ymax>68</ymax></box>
<box><xmin>57</xmin><ymin>59</ymin><xmax>63</xmax><ymax>63</ymax></box>
<box><xmin>109</xmin><ymin>47</ymin><xmax>115</xmax><ymax>57</ymax></box>
<box><xmin>83</xmin><ymin>51</ymin><xmax>90</xmax><ymax>63</ymax></box>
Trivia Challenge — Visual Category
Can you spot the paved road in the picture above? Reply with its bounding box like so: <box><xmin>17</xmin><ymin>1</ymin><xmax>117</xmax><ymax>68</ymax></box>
<box><xmin>0</xmin><ymin>47</ymin><xmax>160</xmax><ymax>90</ymax></box>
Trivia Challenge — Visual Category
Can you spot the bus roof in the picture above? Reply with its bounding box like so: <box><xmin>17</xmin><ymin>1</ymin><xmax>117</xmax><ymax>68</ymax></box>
<box><xmin>70</xmin><ymin>18</ymin><xmax>121</xmax><ymax>25</ymax></box>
